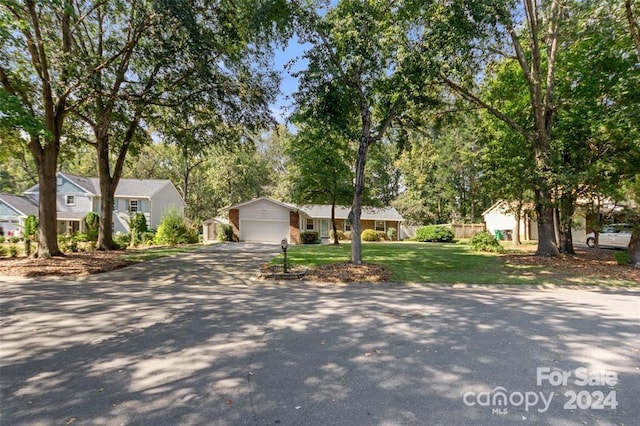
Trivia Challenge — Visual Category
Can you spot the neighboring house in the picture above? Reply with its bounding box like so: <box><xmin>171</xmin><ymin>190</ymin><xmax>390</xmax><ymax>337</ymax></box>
<box><xmin>482</xmin><ymin>200</ymin><xmax>589</xmax><ymax>244</ymax></box>
<box><xmin>24</xmin><ymin>172</ymin><xmax>185</xmax><ymax>234</ymax></box>
<box><xmin>223</xmin><ymin>197</ymin><xmax>404</xmax><ymax>244</ymax></box>
<box><xmin>0</xmin><ymin>194</ymin><xmax>38</xmax><ymax>236</ymax></box>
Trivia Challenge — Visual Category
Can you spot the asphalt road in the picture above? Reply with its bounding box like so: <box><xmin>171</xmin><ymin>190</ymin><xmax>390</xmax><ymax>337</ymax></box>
<box><xmin>1</xmin><ymin>243</ymin><xmax>638</xmax><ymax>425</ymax></box>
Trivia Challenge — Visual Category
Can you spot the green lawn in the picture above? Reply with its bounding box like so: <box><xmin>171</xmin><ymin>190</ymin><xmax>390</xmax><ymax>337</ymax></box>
<box><xmin>121</xmin><ymin>244</ymin><xmax>204</xmax><ymax>262</ymax></box>
<box><xmin>271</xmin><ymin>242</ymin><xmax>636</xmax><ymax>286</ymax></box>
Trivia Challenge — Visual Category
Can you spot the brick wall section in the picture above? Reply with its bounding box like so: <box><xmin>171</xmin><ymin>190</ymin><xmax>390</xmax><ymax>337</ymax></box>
<box><xmin>229</xmin><ymin>208</ymin><xmax>240</xmax><ymax>241</ymax></box>
<box><xmin>290</xmin><ymin>211</ymin><xmax>300</xmax><ymax>244</ymax></box>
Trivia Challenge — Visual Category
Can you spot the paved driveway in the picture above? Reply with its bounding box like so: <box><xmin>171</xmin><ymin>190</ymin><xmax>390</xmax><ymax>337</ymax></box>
<box><xmin>1</xmin><ymin>243</ymin><xmax>639</xmax><ymax>425</ymax></box>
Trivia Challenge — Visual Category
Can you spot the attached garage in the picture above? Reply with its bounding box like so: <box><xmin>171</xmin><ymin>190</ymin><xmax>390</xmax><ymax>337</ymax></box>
<box><xmin>230</xmin><ymin>198</ymin><xmax>295</xmax><ymax>243</ymax></box>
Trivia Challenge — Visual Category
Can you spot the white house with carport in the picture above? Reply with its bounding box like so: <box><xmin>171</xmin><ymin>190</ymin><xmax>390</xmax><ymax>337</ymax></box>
<box><xmin>223</xmin><ymin>197</ymin><xmax>404</xmax><ymax>244</ymax></box>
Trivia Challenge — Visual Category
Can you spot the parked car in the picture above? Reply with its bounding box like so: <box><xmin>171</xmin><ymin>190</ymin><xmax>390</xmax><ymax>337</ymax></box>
<box><xmin>586</xmin><ymin>224</ymin><xmax>632</xmax><ymax>249</ymax></box>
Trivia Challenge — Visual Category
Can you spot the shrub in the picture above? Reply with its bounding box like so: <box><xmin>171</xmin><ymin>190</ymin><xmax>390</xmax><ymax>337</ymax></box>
<box><xmin>217</xmin><ymin>224</ymin><xmax>235</xmax><ymax>242</ymax></box>
<box><xmin>0</xmin><ymin>236</ymin><xmax>4</xmax><ymax>243</ymax></box>
<box><xmin>361</xmin><ymin>229</ymin><xmax>380</xmax><ymax>242</ymax></box>
<box><xmin>615</xmin><ymin>251</ymin><xmax>630</xmax><ymax>266</ymax></box>
<box><xmin>8</xmin><ymin>245</ymin><xmax>18</xmax><ymax>257</ymax></box>
<box><xmin>9</xmin><ymin>236</ymin><xmax>20</xmax><ymax>244</ymax></box>
<box><xmin>387</xmin><ymin>227</ymin><xmax>397</xmax><ymax>241</ymax></box>
<box><xmin>24</xmin><ymin>215</ymin><xmax>38</xmax><ymax>239</ymax></box>
<box><xmin>376</xmin><ymin>231</ymin><xmax>387</xmax><ymax>241</ymax></box>
<box><xmin>129</xmin><ymin>213</ymin><xmax>149</xmax><ymax>247</ymax></box>
<box><xmin>330</xmin><ymin>230</ymin><xmax>346</xmax><ymax>242</ymax></box>
<box><xmin>469</xmin><ymin>231</ymin><xmax>505</xmax><ymax>253</ymax></box>
<box><xmin>0</xmin><ymin>245</ymin><xmax>6</xmax><ymax>257</ymax></box>
<box><xmin>415</xmin><ymin>225</ymin><xmax>455</xmax><ymax>243</ymax></box>
<box><xmin>84</xmin><ymin>212</ymin><xmax>99</xmax><ymax>241</ymax></box>
<box><xmin>300</xmin><ymin>231</ymin><xmax>319</xmax><ymax>244</ymax></box>
<box><xmin>154</xmin><ymin>212</ymin><xmax>196</xmax><ymax>245</ymax></box>
<box><xmin>57</xmin><ymin>234</ymin><xmax>78</xmax><ymax>253</ymax></box>
<box><xmin>140</xmin><ymin>230</ymin><xmax>156</xmax><ymax>245</ymax></box>
<box><xmin>74</xmin><ymin>233</ymin><xmax>89</xmax><ymax>242</ymax></box>
<box><xmin>24</xmin><ymin>238</ymin><xmax>32</xmax><ymax>256</ymax></box>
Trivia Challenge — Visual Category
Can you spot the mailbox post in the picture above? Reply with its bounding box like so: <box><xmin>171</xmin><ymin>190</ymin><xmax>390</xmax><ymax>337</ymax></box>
<box><xmin>280</xmin><ymin>238</ymin><xmax>288</xmax><ymax>273</ymax></box>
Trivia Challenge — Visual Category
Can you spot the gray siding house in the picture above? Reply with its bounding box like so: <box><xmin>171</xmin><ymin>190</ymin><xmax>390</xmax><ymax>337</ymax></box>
<box><xmin>23</xmin><ymin>172</ymin><xmax>185</xmax><ymax>234</ymax></box>
<box><xmin>0</xmin><ymin>194</ymin><xmax>38</xmax><ymax>237</ymax></box>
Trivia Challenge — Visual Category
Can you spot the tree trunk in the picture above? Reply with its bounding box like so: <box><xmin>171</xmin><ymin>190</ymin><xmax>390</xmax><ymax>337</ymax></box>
<box><xmin>29</xmin><ymin>136</ymin><xmax>63</xmax><ymax>258</ymax></box>
<box><xmin>96</xmin><ymin>165</ymin><xmax>116</xmax><ymax>250</ymax></box>
<box><xmin>629</xmin><ymin>228</ymin><xmax>640</xmax><ymax>268</ymax></box>
<box><xmin>626</xmin><ymin>0</ymin><xmax>640</xmax><ymax>63</ymax></box>
<box><xmin>559</xmin><ymin>192</ymin><xmax>576</xmax><ymax>254</ymax></box>
<box><xmin>331</xmin><ymin>200</ymin><xmax>339</xmax><ymax>245</ymax></box>
<box><xmin>534</xmin><ymin>188</ymin><xmax>559</xmax><ymax>256</ymax></box>
<box><xmin>513</xmin><ymin>209</ymin><xmax>521</xmax><ymax>246</ymax></box>
<box><xmin>350</xmin><ymin>110</ymin><xmax>372</xmax><ymax>265</ymax></box>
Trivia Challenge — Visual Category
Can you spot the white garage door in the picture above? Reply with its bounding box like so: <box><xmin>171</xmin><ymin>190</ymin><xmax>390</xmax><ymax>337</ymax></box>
<box><xmin>240</xmin><ymin>219</ymin><xmax>289</xmax><ymax>243</ymax></box>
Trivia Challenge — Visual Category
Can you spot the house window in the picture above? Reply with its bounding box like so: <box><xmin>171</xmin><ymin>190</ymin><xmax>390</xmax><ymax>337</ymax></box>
<box><xmin>306</xmin><ymin>218</ymin><xmax>314</xmax><ymax>230</ymax></box>
<box><xmin>65</xmin><ymin>195</ymin><xmax>75</xmax><ymax>206</ymax></box>
<box><xmin>375</xmin><ymin>220</ymin><xmax>386</xmax><ymax>232</ymax></box>
<box><xmin>128</xmin><ymin>199</ymin><xmax>139</xmax><ymax>213</ymax></box>
<box><xmin>344</xmin><ymin>220</ymin><xmax>351</xmax><ymax>232</ymax></box>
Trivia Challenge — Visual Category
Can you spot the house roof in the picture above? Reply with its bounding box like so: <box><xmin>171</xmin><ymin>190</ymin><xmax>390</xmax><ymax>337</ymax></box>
<box><xmin>0</xmin><ymin>194</ymin><xmax>38</xmax><ymax>217</ymax></box>
<box><xmin>226</xmin><ymin>197</ymin><xmax>404</xmax><ymax>221</ymax></box>
<box><xmin>297</xmin><ymin>204</ymin><xmax>404</xmax><ymax>221</ymax></box>
<box><xmin>203</xmin><ymin>217</ymin><xmax>229</xmax><ymax>225</ymax></box>
<box><xmin>26</xmin><ymin>172</ymin><xmax>178</xmax><ymax>198</ymax></box>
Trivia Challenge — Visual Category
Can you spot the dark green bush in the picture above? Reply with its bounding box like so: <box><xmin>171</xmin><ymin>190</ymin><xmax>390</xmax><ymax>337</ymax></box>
<box><xmin>415</xmin><ymin>225</ymin><xmax>455</xmax><ymax>243</ymax></box>
<box><xmin>469</xmin><ymin>231</ymin><xmax>505</xmax><ymax>253</ymax></box>
<box><xmin>129</xmin><ymin>213</ymin><xmax>149</xmax><ymax>246</ymax></box>
<box><xmin>615</xmin><ymin>251</ymin><xmax>630</xmax><ymax>266</ymax></box>
<box><xmin>9</xmin><ymin>236</ymin><xmax>20</xmax><ymax>244</ymax></box>
<box><xmin>361</xmin><ymin>229</ymin><xmax>380</xmax><ymax>241</ymax></box>
<box><xmin>300</xmin><ymin>231</ymin><xmax>319</xmax><ymax>244</ymax></box>
<box><xmin>0</xmin><ymin>245</ymin><xmax>6</xmax><ymax>257</ymax></box>
<box><xmin>217</xmin><ymin>223</ymin><xmax>235</xmax><ymax>242</ymax></box>
<box><xmin>8</xmin><ymin>245</ymin><xmax>18</xmax><ymax>257</ymax></box>
<box><xmin>84</xmin><ymin>212</ymin><xmax>99</xmax><ymax>242</ymax></box>
<box><xmin>140</xmin><ymin>230</ymin><xmax>156</xmax><ymax>245</ymax></box>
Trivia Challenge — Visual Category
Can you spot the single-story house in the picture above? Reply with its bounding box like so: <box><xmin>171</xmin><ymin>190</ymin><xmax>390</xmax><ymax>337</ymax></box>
<box><xmin>222</xmin><ymin>197</ymin><xmax>404</xmax><ymax>244</ymax></box>
<box><xmin>0</xmin><ymin>194</ymin><xmax>39</xmax><ymax>237</ymax></box>
<box><xmin>22</xmin><ymin>172</ymin><xmax>185</xmax><ymax>234</ymax></box>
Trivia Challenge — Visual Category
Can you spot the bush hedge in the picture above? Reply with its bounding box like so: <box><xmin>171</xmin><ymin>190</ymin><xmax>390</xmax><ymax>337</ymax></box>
<box><xmin>361</xmin><ymin>229</ymin><xmax>380</xmax><ymax>241</ymax></box>
<box><xmin>217</xmin><ymin>224</ymin><xmax>235</xmax><ymax>242</ymax></box>
<box><xmin>300</xmin><ymin>231</ymin><xmax>319</xmax><ymax>244</ymax></box>
<box><xmin>469</xmin><ymin>231</ymin><xmax>504</xmax><ymax>253</ymax></box>
<box><xmin>154</xmin><ymin>212</ymin><xmax>198</xmax><ymax>245</ymax></box>
<box><xmin>415</xmin><ymin>225</ymin><xmax>454</xmax><ymax>243</ymax></box>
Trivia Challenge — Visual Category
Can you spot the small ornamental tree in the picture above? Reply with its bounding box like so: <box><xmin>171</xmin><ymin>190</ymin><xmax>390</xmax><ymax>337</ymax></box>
<box><xmin>23</xmin><ymin>214</ymin><xmax>38</xmax><ymax>256</ymax></box>
<box><xmin>129</xmin><ymin>213</ymin><xmax>149</xmax><ymax>247</ymax></box>
<box><xmin>84</xmin><ymin>213</ymin><xmax>99</xmax><ymax>242</ymax></box>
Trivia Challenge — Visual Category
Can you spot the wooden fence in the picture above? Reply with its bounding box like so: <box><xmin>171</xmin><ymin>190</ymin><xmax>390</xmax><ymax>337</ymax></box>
<box><xmin>447</xmin><ymin>223</ymin><xmax>486</xmax><ymax>239</ymax></box>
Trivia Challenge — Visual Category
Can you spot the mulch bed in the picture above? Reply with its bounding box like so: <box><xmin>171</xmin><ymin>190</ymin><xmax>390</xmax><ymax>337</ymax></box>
<box><xmin>0</xmin><ymin>251</ymin><xmax>132</xmax><ymax>277</ymax></box>
<box><xmin>259</xmin><ymin>262</ymin><xmax>392</xmax><ymax>283</ymax></box>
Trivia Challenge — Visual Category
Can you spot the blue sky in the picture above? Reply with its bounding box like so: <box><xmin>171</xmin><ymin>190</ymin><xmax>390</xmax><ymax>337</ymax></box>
<box><xmin>271</xmin><ymin>36</ymin><xmax>310</xmax><ymax>124</ymax></box>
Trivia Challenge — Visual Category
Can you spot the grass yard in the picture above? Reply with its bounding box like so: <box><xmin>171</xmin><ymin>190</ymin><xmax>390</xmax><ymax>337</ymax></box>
<box><xmin>271</xmin><ymin>242</ymin><xmax>639</xmax><ymax>286</ymax></box>
<box><xmin>121</xmin><ymin>244</ymin><xmax>204</xmax><ymax>262</ymax></box>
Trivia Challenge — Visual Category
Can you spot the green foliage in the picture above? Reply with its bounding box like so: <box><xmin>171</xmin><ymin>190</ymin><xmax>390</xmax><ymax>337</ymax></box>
<box><xmin>615</xmin><ymin>251</ymin><xmax>630</xmax><ymax>266</ymax></box>
<box><xmin>300</xmin><ymin>231</ymin><xmax>319</xmax><ymax>244</ymax></box>
<box><xmin>361</xmin><ymin>229</ymin><xmax>380</xmax><ymax>242</ymax></box>
<box><xmin>84</xmin><ymin>213</ymin><xmax>99</xmax><ymax>242</ymax></box>
<box><xmin>217</xmin><ymin>224</ymin><xmax>235</xmax><ymax>242</ymax></box>
<box><xmin>24</xmin><ymin>215</ymin><xmax>38</xmax><ymax>238</ymax></box>
<box><xmin>57</xmin><ymin>234</ymin><xmax>78</xmax><ymax>253</ymax></box>
<box><xmin>154</xmin><ymin>212</ymin><xmax>197</xmax><ymax>245</ymax></box>
<box><xmin>24</xmin><ymin>238</ymin><xmax>31</xmax><ymax>256</ymax></box>
<box><xmin>415</xmin><ymin>225</ymin><xmax>455</xmax><ymax>243</ymax></box>
<box><xmin>74</xmin><ymin>233</ymin><xmax>89</xmax><ymax>242</ymax></box>
<box><xmin>129</xmin><ymin>213</ymin><xmax>149</xmax><ymax>247</ymax></box>
<box><xmin>387</xmin><ymin>227</ymin><xmax>397</xmax><ymax>241</ymax></box>
<box><xmin>0</xmin><ymin>245</ymin><xmax>6</xmax><ymax>257</ymax></box>
<box><xmin>0</xmin><ymin>236</ymin><xmax>4</xmax><ymax>243</ymax></box>
<box><xmin>9</xmin><ymin>236</ymin><xmax>20</xmax><ymax>244</ymax></box>
<box><xmin>7</xmin><ymin>245</ymin><xmax>18</xmax><ymax>257</ymax></box>
<box><xmin>469</xmin><ymin>231</ymin><xmax>505</xmax><ymax>253</ymax></box>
